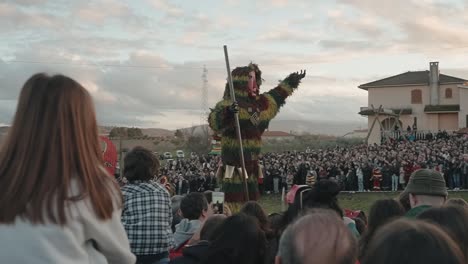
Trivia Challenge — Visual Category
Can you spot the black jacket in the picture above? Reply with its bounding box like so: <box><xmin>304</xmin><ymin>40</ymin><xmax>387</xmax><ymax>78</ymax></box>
<box><xmin>170</xmin><ymin>241</ymin><xmax>210</xmax><ymax>264</ymax></box>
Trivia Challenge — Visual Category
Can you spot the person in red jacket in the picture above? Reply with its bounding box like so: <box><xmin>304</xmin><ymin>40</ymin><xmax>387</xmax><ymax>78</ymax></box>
<box><xmin>403</xmin><ymin>162</ymin><xmax>413</xmax><ymax>185</ymax></box>
<box><xmin>412</xmin><ymin>163</ymin><xmax>422</xmax><ymax>173</ymax></box>
<box><xmin>371</xmin><ymin>167</ymin><xmax>383</xmax><ymax>191</ymax></box>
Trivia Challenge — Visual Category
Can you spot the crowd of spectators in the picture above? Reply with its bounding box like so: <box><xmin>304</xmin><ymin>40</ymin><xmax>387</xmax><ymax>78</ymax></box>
<box><xmin>263</xmin><ymin>132</ymin><xmax>468</xmax><ymax>193</ymax></box>
<box><xmin>147</xmin><ymin>132</ymin><xmax>468</xmax><ymax>196</ymax></box>
<box><xmin>159</xmin><ymin>156</ymin><xmax>220</xmax><ymax>195</ymax></box>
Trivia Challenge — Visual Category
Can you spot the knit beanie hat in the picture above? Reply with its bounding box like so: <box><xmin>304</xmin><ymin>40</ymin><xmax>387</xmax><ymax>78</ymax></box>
<box><xmin>404</xmin><ymin>169</ymin><xmax>448</xmax><ymax>197</ymax></box>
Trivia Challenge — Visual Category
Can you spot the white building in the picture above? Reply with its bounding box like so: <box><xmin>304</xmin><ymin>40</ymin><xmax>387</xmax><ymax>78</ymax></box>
<box><xmin>358</xmin><ymin>62</ymin><xmax>467</xmax><ymax>144</ymax></box>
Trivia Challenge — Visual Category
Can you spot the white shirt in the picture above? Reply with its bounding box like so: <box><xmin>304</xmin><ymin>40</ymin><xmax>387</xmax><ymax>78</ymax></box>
<box><xmin>0</xmin><ymin>180</ymin><xmax>136</xmax><ymax>264</ymax></box>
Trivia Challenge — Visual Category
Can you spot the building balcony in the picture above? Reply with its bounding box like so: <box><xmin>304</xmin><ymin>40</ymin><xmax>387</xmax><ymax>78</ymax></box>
<box><xmin>358</xmin><ymin>107</ymin><xmax>412</xmax><ymax>116</ymax></box>
<box><xmin>424</xmin><ymin>104</ymin><xmax>460</xmax><ymax>113</ymax></box>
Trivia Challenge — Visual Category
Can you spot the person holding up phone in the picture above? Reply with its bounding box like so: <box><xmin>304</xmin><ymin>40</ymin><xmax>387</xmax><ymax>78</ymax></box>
<box><xmin>212</xmin><ymin>192</ymin><xmax>225</xmax><ymax>215</ymax></box>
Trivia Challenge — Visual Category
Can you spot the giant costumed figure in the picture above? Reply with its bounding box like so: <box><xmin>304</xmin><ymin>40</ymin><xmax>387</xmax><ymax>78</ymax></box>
<box><xmin>208</xmin><ymin>63</ymin><xmax>306</xmax><ymax>203</ymax></box>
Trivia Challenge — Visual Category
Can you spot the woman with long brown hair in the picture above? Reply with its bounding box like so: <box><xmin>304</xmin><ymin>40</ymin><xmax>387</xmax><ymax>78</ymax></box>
<box><xmin>0</xmin><ymin>73</ymin><xmax>135</xmax><ymax>263</ymax></box>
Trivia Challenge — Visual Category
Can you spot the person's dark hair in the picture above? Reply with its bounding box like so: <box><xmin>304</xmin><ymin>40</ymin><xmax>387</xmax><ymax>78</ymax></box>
<box><xmin>359</xmin><ymin>199</ymin><xmax>404</xmax><ymax>259</ymax></box>
<box><xmin>171</xmin><ymin>195</ymin><xmax>184</xmax><ymax>231</ymax></box>
<box><xmin>355</xmin><ymin>211</ymin><xmax>368</xmax><ymax>225</ymax></box>
<box><xmin>278</xmin><ymin>209</ymin><xmax>357</xmax><ymax>264</ymax></box>
<box><xmin>200</xmin><ymin>215</ymin><xmax>226</xmax><ymax>241</ymax></box>
<box><xmin>200</xmin><ymin>213</ymin><xmax>266</xmax><ymax>264</ymax></box>
<box><xmin>0</xmin><ymin>73</ymin><xmax>119</xmax><ymax>225</ymax></box>
<box><xmin>303</xmin><ymin>180</ymin><xmax>343</xmax><ymax>217</ymax></box>
<box><xmin>398</xmin><ymin>191</ymin><xmax>411</xmax><ymax>212</ymax></box>
<box><xmin>361</xmin><ymin>219</ymin><xmax>465</xmax><ymax>264</ymax></box>
<box><xmin>282</xmin><ymin>185</ymin><xmax>311</xmax><ymax>228</ymax></box>
<box><xmin>171</xmin><ymin>195</ymin><xmax>184</xmax><ymax>215</ymax></box>
<box><xmin>282</xmin><ymin>180</ymin><xmax>342</xmax><ymax>229</ymax></box>
<box><xmin>124</xmin><ymin>146</ymin><xmax>159</xmax><ymax>182</ymax></box>
<box><xmin>204</xmin><ymin>190</ymin><xmax>213</xmax><ymax>204</ymax></box>
<box><xmin>418</xmin><ymin>206</ymin><xmax>468</xmax><ymax>259</ymax></box>
<box><xmin>446</xmin><ymin>198</ymin><xmax>468</xmax><ymax>208</ymax></box>
<box><xmin>354</xmin><ymin>217</ymin><xmax>367</xmax><ymax>235</ymax></box>
<box><xmin>180</xmin><ymin>192</ymin><xmax>208</xmax><ymax>220</ymax></box>
<box><xmin>240</xmin><ymin>201</ymin><xmax>272</xmax><ymax>235</ymax></box>
<box><xmin>268</xmin><ymin>213</ymin><xmax>284</xmax><ymax>237</ymax></box>
<box><xmin>368</xmin><ymin>199</ymin><xmax>404</xmax><ymax>231</ymax></box>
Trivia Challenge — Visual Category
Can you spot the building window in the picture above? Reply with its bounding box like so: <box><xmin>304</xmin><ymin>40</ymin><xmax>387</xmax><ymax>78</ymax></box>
<box><xmin>411</xmin><ymin>89</ymin><xmax>422</xmax><ymax>104</ymax></box>
<box><xmin>445</xmin><ymin>88</ymin><xmax>452</xmax><ymax>98</ymax></box>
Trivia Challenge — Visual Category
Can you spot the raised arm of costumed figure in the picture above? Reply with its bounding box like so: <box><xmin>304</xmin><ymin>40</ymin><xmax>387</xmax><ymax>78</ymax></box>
<box><xmin>260</xmin><ymin>70</ymin><xmax>306</xmax><ymax>121</ymax></box>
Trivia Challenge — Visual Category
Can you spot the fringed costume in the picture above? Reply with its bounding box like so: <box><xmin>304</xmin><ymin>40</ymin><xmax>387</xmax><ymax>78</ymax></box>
<box><xmin>208</xmin><ymin>63</ymin><xmax>305</xmax><ymax>203</ymax></box>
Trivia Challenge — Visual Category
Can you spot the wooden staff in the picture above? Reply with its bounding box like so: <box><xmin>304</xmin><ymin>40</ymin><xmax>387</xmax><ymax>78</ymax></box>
<box><xmin>223</xmin><ymin>45</ymin><xmax>250</xmax><ymax>201</ymax></box>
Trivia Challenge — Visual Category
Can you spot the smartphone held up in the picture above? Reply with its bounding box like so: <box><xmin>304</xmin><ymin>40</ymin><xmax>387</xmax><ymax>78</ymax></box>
<box><xmin>212</xmin><ymin>192</ymin><xmax>224</xmax><ymax>214</ymax></box>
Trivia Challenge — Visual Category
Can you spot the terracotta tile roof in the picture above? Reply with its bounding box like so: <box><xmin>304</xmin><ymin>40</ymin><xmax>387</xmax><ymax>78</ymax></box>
<box><xmin>359</xmin><ymin>71</ymin><xmax>466</xmax><ymax>90</ymax></box>
<box><xmin>353</xmin><ymin>129</ymin><xmax>368</xmax><ymax>133</ymax></box>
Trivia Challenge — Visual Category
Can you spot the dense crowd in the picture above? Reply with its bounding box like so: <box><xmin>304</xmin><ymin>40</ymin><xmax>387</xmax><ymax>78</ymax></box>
<box><xmin>158</xmin><ymin>156</ymin><xmax>221</xmax><ymax>195</ymax></box>
<box><xmin>2</xmin><ymin>73</ymin><xmax>468</xmax><ymax>264</ymax></box>
<box><xmin>262</xmin><ymin>132</ymin><xmax>468</xmax><ymax>192</ymax></box>
<box><xmin>153</xmin><ymin>132</ymin><xmax>468</xmax><ymax>196</ymax></box>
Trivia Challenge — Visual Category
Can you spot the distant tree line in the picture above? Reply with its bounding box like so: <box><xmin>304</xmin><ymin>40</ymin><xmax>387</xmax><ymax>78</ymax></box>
<box><xmin>262</xmin><ymin>135</ymin><xmax>363</xmax><ymax>153</ymax></box>
<box><xmin>109</xmin><ymin>127</ymin><xmax>144</xmax><ymax>138</ymax></box>
<box><xmin>152</xmin><ymin>127</ymin><xmax>211</xmax><ymax>155</ymax></box>
<box><xmin>108</xmin><ymin>126</ymin><xmax>363</xmax><ymax>155</ymax></box>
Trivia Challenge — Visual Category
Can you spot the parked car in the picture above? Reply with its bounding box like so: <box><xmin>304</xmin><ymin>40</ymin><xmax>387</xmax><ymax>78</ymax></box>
<box><xmin>163</xmin><ymin>152</ymin><xmax>172</xmax><ymax>159</ymax></box>
<box><xmin>176</xmin><ymin>150</ymin><xmax>185</xmax><ymax>158</ymax></box>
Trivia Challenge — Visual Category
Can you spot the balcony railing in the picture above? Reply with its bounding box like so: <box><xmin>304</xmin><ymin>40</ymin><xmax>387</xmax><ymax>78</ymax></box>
<box><xmin>381</xmin><ymin>130</ymin><xmax>455</xmax><ymax>142</ymax></box>
<box><xmin>359</xmin><ymin>106</ymin><xmax>412</xmax><ymax>116</ymax></box>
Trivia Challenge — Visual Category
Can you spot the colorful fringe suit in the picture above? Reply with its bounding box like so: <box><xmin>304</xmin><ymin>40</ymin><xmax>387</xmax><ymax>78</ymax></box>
<box><xmin>208</xmin><ymin>64</ymin><xmax>305</xmax><ymax>203</ymax></box>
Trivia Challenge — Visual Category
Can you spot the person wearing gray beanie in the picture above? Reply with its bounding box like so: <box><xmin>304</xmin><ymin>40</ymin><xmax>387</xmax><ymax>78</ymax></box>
<box><xmin>404</xmin><ymin>169</ymin><xmax>448</xmax><ymax>218</ymax></box>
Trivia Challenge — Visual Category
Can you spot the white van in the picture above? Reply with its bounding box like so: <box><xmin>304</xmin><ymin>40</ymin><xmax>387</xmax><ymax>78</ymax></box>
<box><xmin>176</xmin><ymin>150</ymin><xmax>185</xmax><ymax>158</ymax></box>
<box><xmin>163</xmin><ymin>152</ymin><xmax>172</xmax><ymax>159</ymax></box>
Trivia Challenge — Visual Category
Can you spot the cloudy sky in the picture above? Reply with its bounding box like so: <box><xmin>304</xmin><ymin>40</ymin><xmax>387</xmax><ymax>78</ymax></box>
<box><xmin>1</xmin><ymin>0</ymin><xmax>468</xmax><ymax>130</ymax></box>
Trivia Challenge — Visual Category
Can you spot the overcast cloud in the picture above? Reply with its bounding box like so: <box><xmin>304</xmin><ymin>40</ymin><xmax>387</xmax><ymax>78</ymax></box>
<box><xmin>1</xmin><ymin>0</ymin><xmax>468</xmax><ymax>130</ymax></box>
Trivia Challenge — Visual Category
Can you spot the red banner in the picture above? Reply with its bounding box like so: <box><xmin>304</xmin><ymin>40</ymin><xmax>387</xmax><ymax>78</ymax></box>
<box><xmin>100</xmin><ymin>136</ymin><xmax>118</xmax><ymax>176</ymax></box>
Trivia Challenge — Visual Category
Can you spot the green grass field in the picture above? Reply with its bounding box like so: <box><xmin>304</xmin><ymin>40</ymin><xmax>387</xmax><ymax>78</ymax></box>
<box><xmin>258</xmin><ymin>191</ymin><xmax>468</xmax><ymax>214</ymax></box>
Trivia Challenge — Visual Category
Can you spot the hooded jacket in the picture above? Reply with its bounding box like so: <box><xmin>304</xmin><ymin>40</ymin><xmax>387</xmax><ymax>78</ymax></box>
<box><xmin>173</xmin><ymin>219</ymin><xmax>202</xmax><ymax>248</ymax></box>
